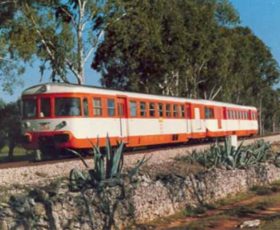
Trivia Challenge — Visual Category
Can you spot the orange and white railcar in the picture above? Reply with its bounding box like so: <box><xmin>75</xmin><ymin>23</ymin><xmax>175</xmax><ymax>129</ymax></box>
<box><xmin>21</xmin><ymin>83</ymin><xmax>258</xmax><ymax>151</ymax></box>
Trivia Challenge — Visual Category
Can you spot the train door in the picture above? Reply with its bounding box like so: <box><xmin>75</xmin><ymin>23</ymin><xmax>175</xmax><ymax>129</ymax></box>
<box><xmin>217</xmin><ymin>107</ymin><xmax>222</xmax><ymax>129</ymax></box>
<box><xmin>185</xmin><ymin>103</ymin><xmax>191</xmax><ymax>133</ymax></box>
<box><xmin>194</xmin><ymin>107</ymin><xmax>202</xmax><ymax>131</ymax></box>
<box><xmin>117</xmin><ymin>96</ymin><xmax>129</xmax><ymax>143</ymax></box>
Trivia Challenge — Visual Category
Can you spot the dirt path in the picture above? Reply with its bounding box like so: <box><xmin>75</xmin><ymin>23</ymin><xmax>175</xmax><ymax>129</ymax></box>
<box><xmin>152</xmin><ymin>187</ymin><xmax>280</xmax><ymax>230</ymax></box>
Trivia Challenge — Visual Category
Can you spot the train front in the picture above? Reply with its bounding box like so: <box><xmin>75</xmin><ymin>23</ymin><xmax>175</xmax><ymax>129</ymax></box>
<box><xmin>21</xmin><ymin>84</ymin><xmax>82</xmax><ymax>153</ymax></box>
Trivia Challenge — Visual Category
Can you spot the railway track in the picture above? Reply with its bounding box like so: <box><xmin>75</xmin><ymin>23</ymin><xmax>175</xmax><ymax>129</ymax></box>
<box><xmin>0</xmin><ymin>133</ymin><xmax>280</xmax><ymax>170</ymax></box>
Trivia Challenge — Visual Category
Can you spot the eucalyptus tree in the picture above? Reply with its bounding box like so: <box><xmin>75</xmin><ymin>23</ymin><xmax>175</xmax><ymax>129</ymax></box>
<box><xmin>92</xmin><ymin>0</ymin><xmax>240</xmax><ymax>97</ymax></box>
<box><xmin>0</xmin><ymin>1</ymin><xmax>25</xmax><ymax>94</ymax></box>
<box><xmin>0</xmin><ymin>0</ymin><xmax>113</xmax><ymax>85</ymax></box>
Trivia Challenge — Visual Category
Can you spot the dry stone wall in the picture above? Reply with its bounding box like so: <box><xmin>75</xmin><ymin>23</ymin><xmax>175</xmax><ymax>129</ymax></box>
<box><xmin>1</xmin><ymin>163</ymin><xmax>280</xmax><ymax>229</ymax></box>
<box><xmin>133</xmin><ymin>163</ymin><xmax>280</xmax><ymax>222</ymax></box>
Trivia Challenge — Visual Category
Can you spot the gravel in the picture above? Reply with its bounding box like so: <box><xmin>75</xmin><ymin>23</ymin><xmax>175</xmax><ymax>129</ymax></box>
<box><xmin>0</xmin><ymin>134</ymin><xmax>279</xmax><ymax>187</ymax></box>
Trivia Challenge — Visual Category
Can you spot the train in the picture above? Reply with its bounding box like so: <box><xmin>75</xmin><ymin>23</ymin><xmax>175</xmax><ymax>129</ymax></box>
<box><xmin>21</xmin><ymin>83</ymin><xmax>258</xmax><ymax>153</ymax></box>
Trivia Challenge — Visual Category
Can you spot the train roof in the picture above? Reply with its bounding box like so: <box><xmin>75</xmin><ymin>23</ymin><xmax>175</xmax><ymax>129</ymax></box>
<box><xmin>22</xmin><ymin>83</ymin><xmax>257</xmax><ymax>110</ymax></box>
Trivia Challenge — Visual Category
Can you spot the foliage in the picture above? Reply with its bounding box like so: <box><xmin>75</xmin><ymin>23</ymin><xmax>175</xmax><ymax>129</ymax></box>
<box><xmin>0</xmin><ymin>100</ymin><xmax>22</xmax><ymax>159</ymax></box>
<box><xmin>69</xmin><ymin>136</ymin><xmax>148</xmax><ymax>192</ymax></box>
<box><xmin>68</xmin><ymin>136</ymin><xmax>148</xmax><ymax>229</ymax></box>
<box><xmin>178</xmin><ymin>139</ymin><xmax>271</xmax><ymax>170</ymax></box>
<box><xmin>93</xmin><ymin>0</ymin><xmax>280</xmax><ymax>133</ymax></box>
<box><xmin>0</xmin><ymin>0</ymin><xmax>116</xmax><ymax>86</ymax></box>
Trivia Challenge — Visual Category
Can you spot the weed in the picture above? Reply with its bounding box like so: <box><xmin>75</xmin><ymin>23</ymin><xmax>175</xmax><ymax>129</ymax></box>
<box><xmin>251</xmin><ymin>185</ymin><xmax>273</xmax><ymax>196</ymax></box>
<box><xmin>183</xmin><ymin>204</ymin><xmax>215</xmax><ymax>217</ymax></box>
<box><xmin>255</xmin><ymin>201</ymin><xmax>271</xmax><ymax>210</ymax></box>
<box><xmin>226</xmin><ymin>206</ymin><xmax>256</xmax><ymax>217</ymax></box>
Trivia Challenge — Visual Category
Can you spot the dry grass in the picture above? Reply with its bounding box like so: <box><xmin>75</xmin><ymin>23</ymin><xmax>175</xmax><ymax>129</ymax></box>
<box><xmin>140</xmin><ymin>160</ymin><xmax>206</xmax><ymax>179</ymax></box>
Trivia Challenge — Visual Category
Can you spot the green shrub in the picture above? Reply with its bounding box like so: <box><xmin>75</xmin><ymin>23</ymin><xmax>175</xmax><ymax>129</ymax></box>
<box><xmin>178</xmin><ymin>139</ymin><xmax>271</xmax><ymax>170</ymax></box>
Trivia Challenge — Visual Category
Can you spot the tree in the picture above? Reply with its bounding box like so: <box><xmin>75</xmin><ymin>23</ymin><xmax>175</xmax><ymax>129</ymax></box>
<box><xmin>0</xmin><ymin>1</ymin><xmax>25</xmax><ymax>94</ymax></box>
<box><xmin>0</xmin><ymin>99</ymin><xmax>6</xmax><ymax>152</ymax></box>
<box><xmin>0</xmin><ymin>0</ymin><xmax>110</xmax><ymax>85</ymax></box>
<box><xmin>92</xmin><ymin>0</ymin><xmax>240</xmax><ymax>97</ymax></box>
<box><xmin>0</xmin><ymin>101</ymin><xmax>21</xmax><ymax>160</ymax></box>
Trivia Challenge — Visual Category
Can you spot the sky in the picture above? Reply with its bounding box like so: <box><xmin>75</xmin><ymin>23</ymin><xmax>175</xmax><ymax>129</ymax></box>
<box><xmin>1</xmin><ymin>0</ymin><xmax>280</xmax><ymax>103</ymax></box>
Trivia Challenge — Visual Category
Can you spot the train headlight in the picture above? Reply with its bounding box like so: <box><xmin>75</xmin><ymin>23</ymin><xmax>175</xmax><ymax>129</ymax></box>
<box><xmin>23</xmin><ymin>122</ymin><xmax>31</xmax><ymax>128</ymax></box>
<box><xmin>22</xmin><ymin>133</ymin><xmax>32</xmax><ymax>143</ymax></box>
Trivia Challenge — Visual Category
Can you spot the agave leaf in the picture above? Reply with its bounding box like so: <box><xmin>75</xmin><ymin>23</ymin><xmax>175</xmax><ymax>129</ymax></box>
<box><xmin>100</xmin><ymin>154</ymin><xmax>105</xmax><ymax>180</ymax></box>
<box><xmin>69</xmin><ymin>168</ymin><xmax>88</xmax><ymax>191</ymax></box>
<box><xmin>105</xmin><ymin>134</ymin><xmax>112</xmax><ymax>160</ymax></box>
<box><xmin>66</xmin><ymin>148</ymin><xmax>89</xmax><ymax>168</ymax></box>
<box><xmin>105</xmin><ymin>135</ymin><xmax>113</xmax><ymax>178</ymax></box>
<box><xmin>128</xmin><ymin>155</ymin><xmax>151</xmax><ymax>178</ymax></box>
<box><xmin>111</xmin><ymin>142</ymin><xmax>124</xmax><ymax>177</ymax></box>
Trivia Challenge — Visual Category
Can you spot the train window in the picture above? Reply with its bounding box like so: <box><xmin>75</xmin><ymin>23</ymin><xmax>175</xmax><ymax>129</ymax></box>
<box><xmin>140</xmin><ymin>102</ymin><xmax>146</xmax><ymax>117</ymax></box>
<box><xmin>40</xmin><ymin>98</ymin><xmax>51</xmax><ymax>117</ymax></box>
<box><xmin>107</xmin><ymin>99</ymin><xmax>115</xmax><ymax>116</ymax></box>
<box><xmin>55</xmin><ymin>98</ymin><xmax>81</xmax><ymax>116</ymax></box>
<box><xmin>158</xmin><ymin>103</ymin><xmax>164</xmax><ymax>117</ymax></box>
<box><xmin>129</xmin><ymin>101</ymin><xmax>137</xmax><ymax>117</ymax></box>
<box><xmin>181</xmin><ymin>105</ymin><xmax>185</xmax><ymax>117</ymax></box>
<box><xmin>173</xmin><ymin>105</ymin><xmax>178</xmax><ymax>117</ymax></box>
<box><xmin>149</xmin><ymin>102</ymin><xmax>155</xmax><ymax>117</ymax></box>
<box><xmin>178</xmin><ymin>106</ymin><xmax>181</xmax><ymax>118</ymax></box>
<box><xmin>93</xmin><ymin>98</ymin><xmax>102</xmax><ymax>116</ymax></box>
<box><xmin>205</xmin><ymin>107</ymin><xmax>214</xmax><ymax>119</ymax></box>
<box><xmin>23</xmin><ymin>98</ymin><xmax>37</xmax><ymax>118</ymax></box>
<box><xmin>83</xmin><ymin>98</ymin><xmax>89</xmax><ymax>117</ymax></box>
<box><xmin>166</xmin><ymin>104</ymin><xmax>171</xmax><ymax>117</ymax></box>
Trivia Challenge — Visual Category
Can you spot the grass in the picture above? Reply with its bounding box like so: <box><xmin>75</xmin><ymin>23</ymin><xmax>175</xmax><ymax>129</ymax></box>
<box><xmin>216</xmin><ymin>191</ymin><xmax>254</xmax><ymax>207</ymax></box>
<box><xmin>181</xmin><ymin>215</ymin><xmax>228</xmax><ymax>230</ymax></box>
<box><xmin>261</xmin><ymin>218</ymin><xmax>280</xmax><ymax>230</ymax></box>
<box><xmin>0</xmin><ymin>145</ymin><xmax>34</xmax><ymax>162</ymax></box>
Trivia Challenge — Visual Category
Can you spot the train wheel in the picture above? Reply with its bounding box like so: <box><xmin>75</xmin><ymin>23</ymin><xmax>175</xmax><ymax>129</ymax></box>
<box><xmin>37</xmin><ymin>145</ymin><xmax>60</xmax><ymax>160</ymax></box>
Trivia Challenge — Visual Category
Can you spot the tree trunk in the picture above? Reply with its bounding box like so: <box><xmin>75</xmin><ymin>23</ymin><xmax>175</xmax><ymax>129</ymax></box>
<box><xmin>77</xmin><ymin>0</ymin><xmax>86</xmax><ymax>84</ymax></box>
<box><xmin>272</xmin><ymin>113</ymin><xmax>276</xmax><ymax>133</ymax></box>
<box><xmin>259</xmin><ymin>98</ymin><xmax>263</xmax><ymax>135</ymax></box>
<box><xmin>8</xmin><ymin>140</ymin><xmax>15</xmax><ymax>161</ymax></box>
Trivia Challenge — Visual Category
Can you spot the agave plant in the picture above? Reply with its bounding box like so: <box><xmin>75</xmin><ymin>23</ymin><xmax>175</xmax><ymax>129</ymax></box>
<box><xmin>179</xmin><ymin>139</ymin><xmax>271</xmax><ymax>170</ymax></box>
<box><xmin>68</xmin><ymin>135</ymin><xmax>149</xmax><ymax>191</ymax></box>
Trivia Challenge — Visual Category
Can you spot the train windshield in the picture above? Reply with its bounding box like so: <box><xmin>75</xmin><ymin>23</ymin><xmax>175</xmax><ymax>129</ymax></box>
<box><xmin>22</xmin><ymin>98</ymin><xmax>37</xmax><ymax>118</ymax></box>
<box><xmin>55</xmin><ymin>98</ymin><xmax>81</xmax><ymax>116</ymax></box>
